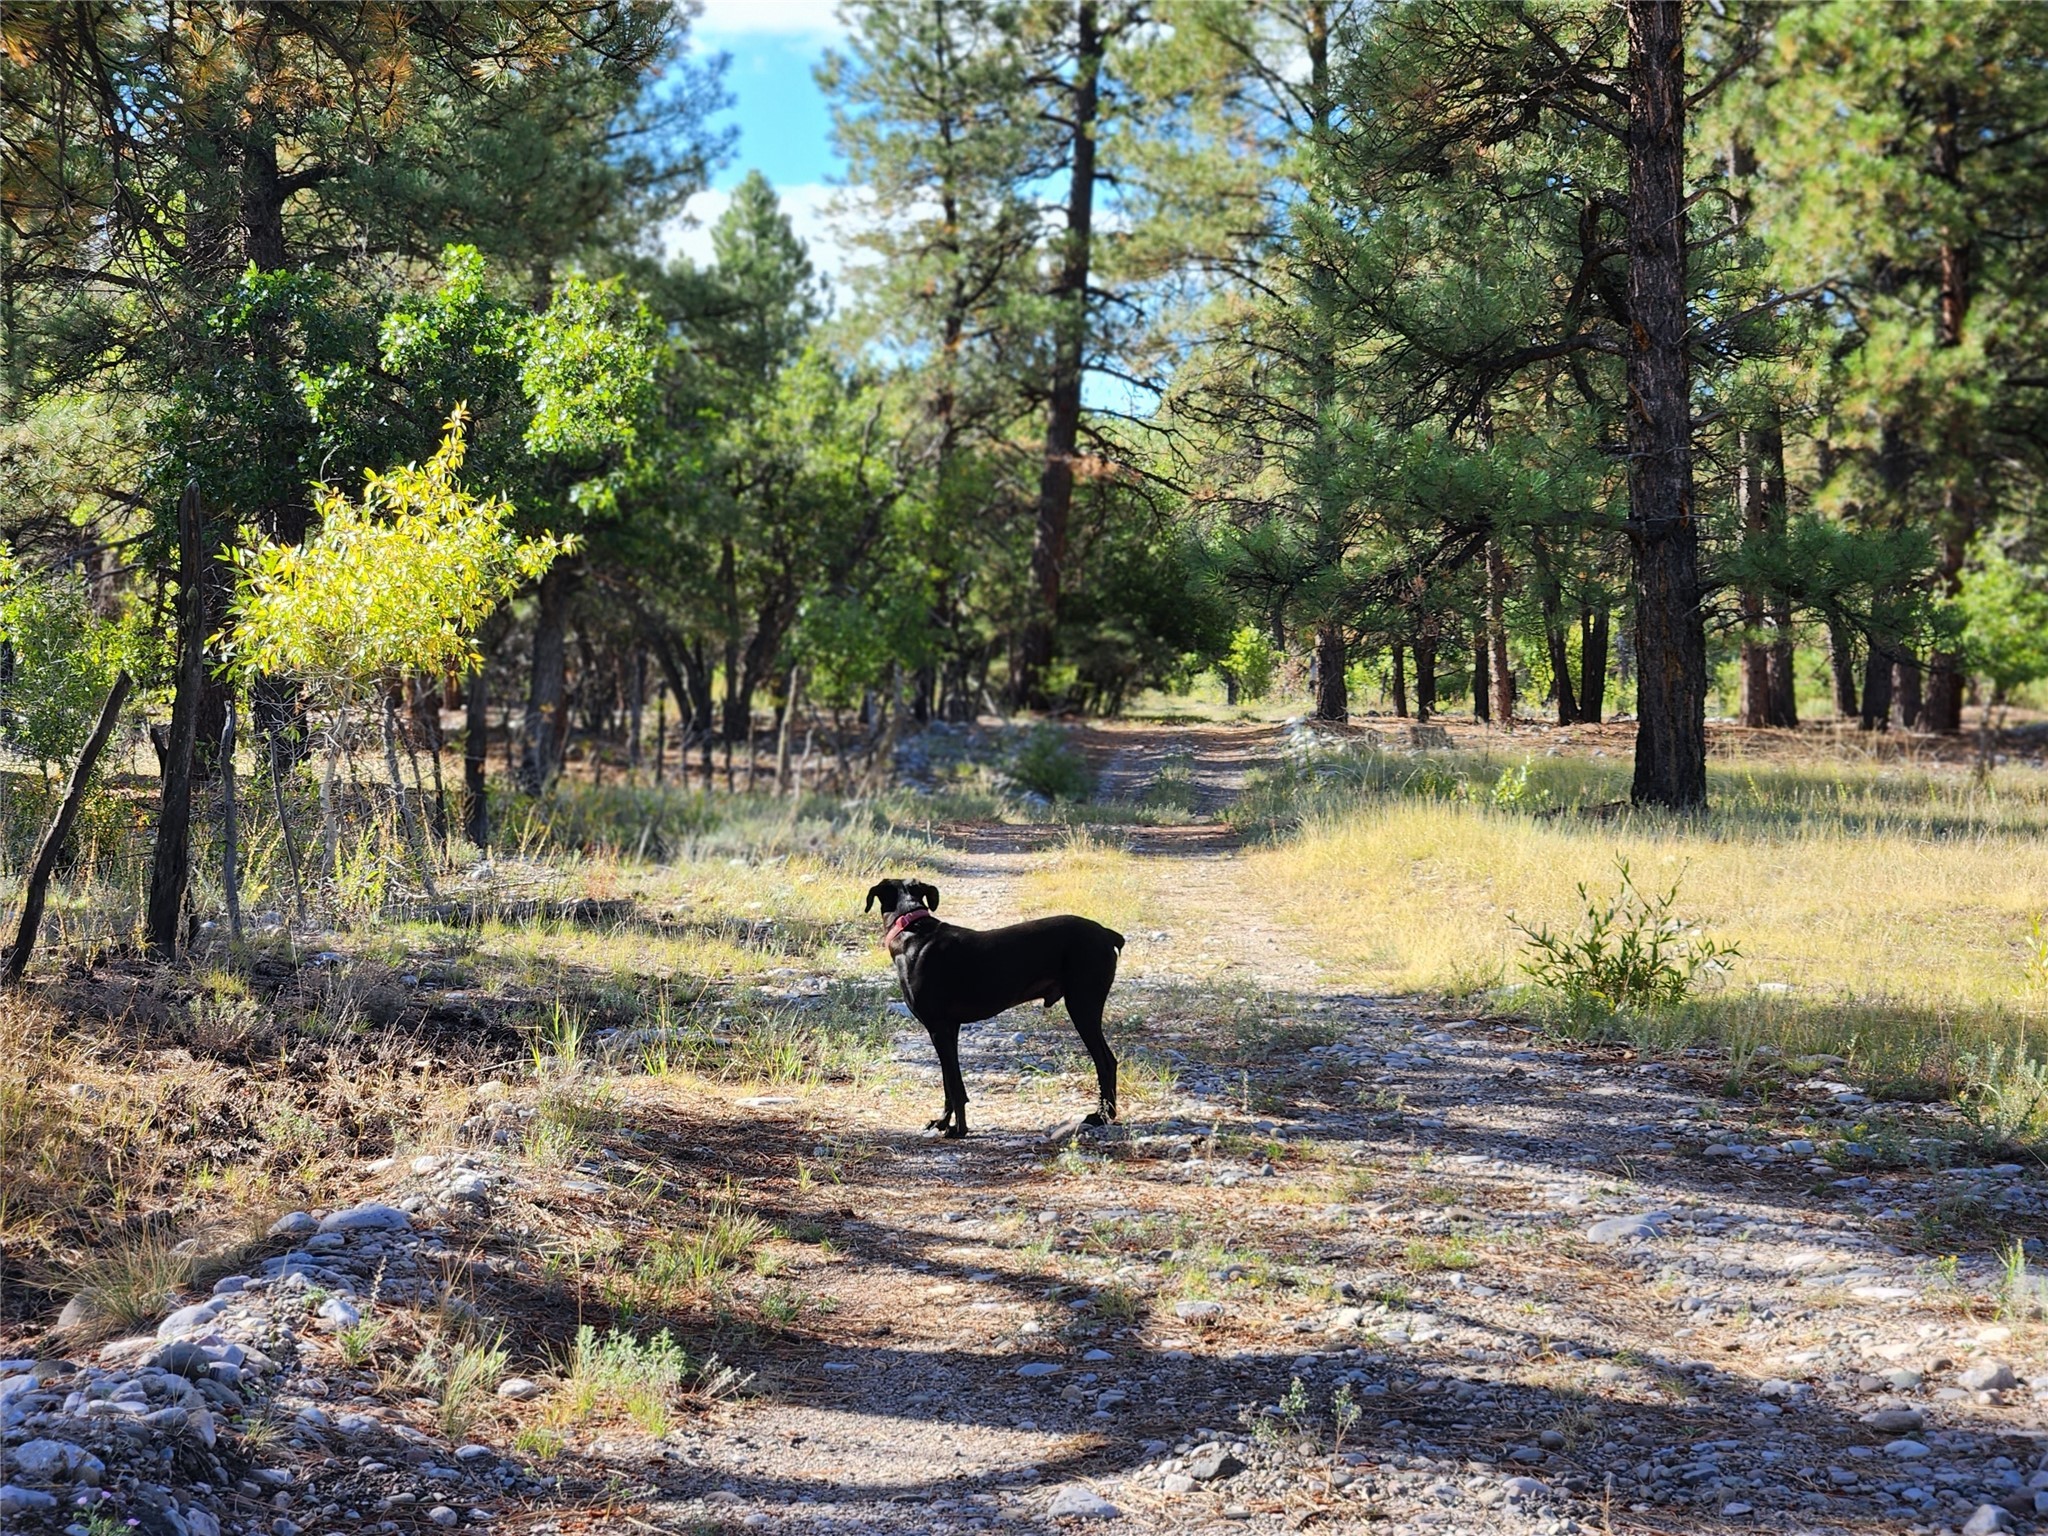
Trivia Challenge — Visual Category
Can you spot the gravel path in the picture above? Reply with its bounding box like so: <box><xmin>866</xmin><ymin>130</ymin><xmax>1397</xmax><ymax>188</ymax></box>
<box><xmin>6</xmin><ymin>726</ymin><xmax>2044</xmax><ymax>1536</ymax></box>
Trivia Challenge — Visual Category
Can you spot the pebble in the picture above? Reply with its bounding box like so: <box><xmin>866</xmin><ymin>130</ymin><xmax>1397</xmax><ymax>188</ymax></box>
<box><xmin>1174</xmin><ymin>1300</ymin><xmax>1224</xmax><ymax>1322</ymax></box>
<box><xmin>1501</xmin><ymin>1476</ymin><xmax>1549</xmax><ymax>1501</ymax></box>
<box><xmin>428</xmin><ymin>1506</ymin><xmax>460</xmax><ymax>1527</ymax></box>
<box><xmin>1016</xmin><ymin>1363</ymin><xmax>1062</xmax><ymax>1378</ymax></box>
<box><xmin>1886</xmin><ymin>1439</ymin><xmax>1932</xmax><ymax>1459</ymax></box>
<box><xmin>495</xmin><ymin>1379</ymin><xmax>541</xmax><ymax>1400</ymax></box>
<box><xmin>1188</xmin><ymin>1446</ymin><xmax>1245</xmax><ymax>1482</ymax></box>
<box><xmin>1962</xmin><ymin>1505</ymin><xmax>2013</xmax><ymax>1536</ymax></box>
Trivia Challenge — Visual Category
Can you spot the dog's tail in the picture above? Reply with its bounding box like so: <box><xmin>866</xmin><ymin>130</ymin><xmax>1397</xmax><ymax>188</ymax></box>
<box><xmin>1103</xmin><ymin>924</ymin><xmax>1125</xmax><ymax>950</ymax></box>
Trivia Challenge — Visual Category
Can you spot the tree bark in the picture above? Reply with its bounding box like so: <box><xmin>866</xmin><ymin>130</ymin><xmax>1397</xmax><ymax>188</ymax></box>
<box><xmin>1537</xmin><ymin>551</ymin><xmax>1579</xmax><ymax>725</ymax></box>
<box><xmin>1472</xmin><ymin>619</ymin><xmax>1490</xmax><ymax>723</ymax></box>
<box><xmin>145</xmin><ymin>483</ymin><xmax>206</xmax><ymax>959</ymax></box>
<box><xmin>1485</xmin><ymin>540</ymin><xmax>1515</xmax><ymax>726</ymax></box>
<box><xmin>6</xmin><ymin>672</ymin><xmax>131</xmax><ymax>982</ymax></box>
<box><xmin>1922</xmin><ymin>83</ymin><xmax>1974</xmax><ymax>735</ymax></box>
<box><xmin>774</xmin><ymin>664</ymin><xmax>803</xmax><ymax>796</ymax></box>
<box><xmin>1390</xmin><ymin>640</ymin><xmax>1407</xmax><ymax>719</ymax></box>
<box><xmin>1580</xmin><ymin>603</ymin><xmax>1610</xmax><ymax>724</ymax></box>
<box><xmin>1414</xmin><ymin>630</ymin><xmax>1437</xmax><ymax>721</ymax></box>
<box><xmin>520</xmin><ymin>562</ymin><xmax>573</xmax><ymax>793</ymax></box>
<box><xmin>1826</xmin><ymin>615</ymin><xmax>1860</xmax><ymax>719</ymax></box>
<box><xmin>1312</xmin><ymin>622</ymin><xmax>1347</xmax><ymax>722</ymax></box>
<box><xmin>1891</xmin><ymin>655</ymin><xmax>1923</xmax><ymax>732</ymax></box>
<box><xmin>463</xmin><ymin>665</ymin><xmax>490</xmax><ymax>850</ymax></box>
<box><xmin>1623</xmin><ymin>0</ymin><xmax>1707</xmax><ymax>810</ymax></box>
<box><xmin>1016</xmin><ymin>0</ymin><xmax>1103</xmax><ymax>708</ymax></box>
<box><xmin>1860</xmin><ymin>644</ymin><xmax>1893</xmax><ymax>732</ymax></box>
<box><xmin>383</xmin><ymin>693</ymin><xmax>437</xmax><ymax>900</ymax></box>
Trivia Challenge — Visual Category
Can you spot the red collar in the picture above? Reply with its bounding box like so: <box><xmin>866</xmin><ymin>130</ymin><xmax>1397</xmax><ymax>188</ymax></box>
<box><xmin>885</xmin><ymin>908</ymin><xmax>938</xmax><ymax>944</ymax></box>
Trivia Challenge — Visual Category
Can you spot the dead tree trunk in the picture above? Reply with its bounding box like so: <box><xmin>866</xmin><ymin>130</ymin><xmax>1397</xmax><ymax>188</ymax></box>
<box><xmin>6</xmin><ymin>672</ymin><xmax>131</xmax><ymax>982</ymax></box>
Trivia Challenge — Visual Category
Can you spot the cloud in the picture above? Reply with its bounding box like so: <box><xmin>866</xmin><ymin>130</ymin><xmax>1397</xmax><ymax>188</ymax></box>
<box><xmin>659</xmin><ymin>182</ymin><xmax>875</xmax><ymax>304</ymax></box>
<box><xmin>689</xmin><ymin>0</ymin><xmax>843</xmax><ymax>41</ymax></box>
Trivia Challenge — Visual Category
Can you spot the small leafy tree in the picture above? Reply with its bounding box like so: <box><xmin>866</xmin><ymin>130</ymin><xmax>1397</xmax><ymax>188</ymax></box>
<box><xmin>1220</xmin><ymin>625</ymin><xmax>1279</xmax><ymax>704</ymax></box>
<box><xmin>1957</xmin><ymin>545</ymin><xmax>2048</xmax><ymax>705</ymax></box>
<box><xmin>226</xmin><ymin>411</ymin><xmax>568</xmax><ymax>893</ymax></box>
<box><xmin>0</xmin><ymin>546</ymin><xmax>138</xmax><ymax>776</ymax></box>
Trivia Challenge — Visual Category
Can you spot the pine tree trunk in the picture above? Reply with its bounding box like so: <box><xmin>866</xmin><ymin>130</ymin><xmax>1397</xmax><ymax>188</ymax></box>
<box><xmin>1486</xmin><ymin>540</ymin><xmax>1515</xmax><ymax>726</ymax></box>
<box><xmin>1312</xmin><ymin>622</ymin><xmax>1347</xmax><ymax>722</ymax></box>
<box><xmin>1017</xmin><ymin>0</ymin><xmax>1102</xmax><ymax>708</ymax></box>
<box><xmin>1891</xmin><ymin>655</ymin><xmax>1923</xmax><ymax>731</ymax></box>
<box><xmin>1580</xmin><ymin>604</ymin><xmax>1610</xmax><ymax>724</ymax></box>
<box><xmin>1922</xmin><ymin>85</ymin><xmax>1973</xmax><ymax>736</ymax></box>
<box><xmin>1860</xmin><ymin>645</ymin><xmax>1893</xmax><ymax>732</ymax></box>
<box><xmin>1623</xmin><ymin>0</ymin><xmax>1707</xmax><ymax>810</ymax></box>
<box><xmin>1540</xmin><ymin>577</ymin><xmax>1579</xmax><ymax>726</ymax></box>
<box><xmin>1767</xmin><ymin>615</ymin><xmax>1798</xmax><ymax>729</ymax></box>
<box><xmin>1390</xmin><ymin>641</ymin><xmax>1407</xmax><ymax>719</ymax></box>
<box><xmin>1472</xmin><ymin>620</ymin><xmax>1490</xmax><ymax>723</ymax></box>
<box><xmin>1827</xmin><ymin>617</ymin><xmax>1860</xmax><ymax>719</ymax></box>
<box><xmin>145</xmin><ymin>483</ymin><xmax>206</xmax><ymax>959</ymax></box>
<box><xmin>1414</xmin><ymin>631</ymin><xmax>1437</xmax><ymax>721</ymax></box>
<box><xmin>464</xmin><ymin>665</ymin><xmax>490</xmax><ymax>850</ymax></box>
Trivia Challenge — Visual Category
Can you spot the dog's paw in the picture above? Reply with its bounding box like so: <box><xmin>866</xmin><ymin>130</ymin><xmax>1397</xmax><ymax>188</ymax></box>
<box><xmin>942</xmin><ymin>1124</ymin><xmax>968</xmax><ymax>1140</ymax></box>
<box><xmin>925</xmin><ymin>1116</ymin><xmax>951</xmax><ymax>1133</ymax></box>
<box><xmin>1081</xmin><ymin>1111</ymin><xmax>1108</xmax><ymax>1128</ymax></box>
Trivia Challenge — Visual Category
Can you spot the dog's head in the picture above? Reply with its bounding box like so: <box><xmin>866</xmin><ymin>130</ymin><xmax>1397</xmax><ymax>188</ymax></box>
<box><xmin>864</xmin><ymin>878</ymin><xmax>940</xmax><ymax>916</ymax></box>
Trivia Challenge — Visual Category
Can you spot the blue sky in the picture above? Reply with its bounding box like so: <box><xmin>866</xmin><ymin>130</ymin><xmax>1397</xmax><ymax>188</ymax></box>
<box><xmin>666</xmin><ymin>0</ymin><xmax>851</xmax><ymax>278</ymax></box>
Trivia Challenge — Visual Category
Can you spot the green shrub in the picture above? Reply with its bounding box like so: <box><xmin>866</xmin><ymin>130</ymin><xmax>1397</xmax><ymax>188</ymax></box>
<box><xmin>1009</xmin><ymin>724</ymin><xmax>1094</xmax><ymax>801</ymax></box>
<box><xmin>1514</xmin><ymin>858</ymin><xmax>1740</xmax><ymax>1015</ymax></box>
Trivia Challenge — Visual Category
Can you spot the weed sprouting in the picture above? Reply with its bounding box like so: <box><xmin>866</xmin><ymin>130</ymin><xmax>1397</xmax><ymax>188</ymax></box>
<box><xmin>1514</xmin><ymin>858</ymin><xmax>1740</xmax><ymax>1022</ymax></box>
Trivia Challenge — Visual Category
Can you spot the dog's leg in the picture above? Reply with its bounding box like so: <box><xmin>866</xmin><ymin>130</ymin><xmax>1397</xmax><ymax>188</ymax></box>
<box><xmin>927</xmin><ymin>1020</ymin><xmax>969</xmax><ymax>1139</ymax></box>
<box><xmin>1068</xmin><ymin>990</ymin><xmax>1119</xmax><ymax>1127</ymax></box>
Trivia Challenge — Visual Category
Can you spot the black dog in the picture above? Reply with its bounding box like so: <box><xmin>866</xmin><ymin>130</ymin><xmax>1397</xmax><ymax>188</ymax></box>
<box><xmin>866</xmin><ymin>878</ymin><xmax>1125</xmax><ymax>1138</ymax></box>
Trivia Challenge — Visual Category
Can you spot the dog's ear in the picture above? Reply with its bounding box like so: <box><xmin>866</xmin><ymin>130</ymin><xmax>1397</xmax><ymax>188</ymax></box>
<box><xmin>907</xmin><ymin>880</ymin><xmax>940</xmax><ymax>912</ymax></box>
<box><xmin>864</xmin><ymin>879</ymin><xmax>899</xmax><ymax>914</ymax></box>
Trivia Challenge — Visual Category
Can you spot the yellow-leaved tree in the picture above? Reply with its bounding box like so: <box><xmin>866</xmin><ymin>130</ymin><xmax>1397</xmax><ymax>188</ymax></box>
<box><xmin>227</xmin><ymin>410</ymin><xmax>568</xmax><ymax>897</ymax></box>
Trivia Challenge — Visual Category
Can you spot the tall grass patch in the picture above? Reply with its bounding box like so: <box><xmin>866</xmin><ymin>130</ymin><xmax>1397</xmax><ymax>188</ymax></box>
<box><xmin>1249</xmin><ymin>749</ymin><xmax>2048</xmax><ymax>1122</ymax></box>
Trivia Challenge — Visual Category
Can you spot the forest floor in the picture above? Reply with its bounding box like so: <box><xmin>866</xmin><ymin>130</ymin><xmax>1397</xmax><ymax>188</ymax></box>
<box><xmin>3</xmin><ymin>719</ymin><xmax>2047</xmax><ymax>1536</ymax></box>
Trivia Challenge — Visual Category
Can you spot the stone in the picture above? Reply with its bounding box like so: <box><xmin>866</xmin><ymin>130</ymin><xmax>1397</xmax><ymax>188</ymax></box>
<box><xmin>268</xmin><ymin>1212</ymin><xmax>318</xmax><ymax>1238</ymax></box>
<box><xmin>428</xmin><ymin>1507</ymin><xmax>460</xmax><ymax>1528</ymax></box>
<box><xmin>1017</xmin><ymin>1362</ymin><xmax>1062</xmax><ymax>1378</ymax></box>
<box><xmin>1584</xmin><ymin>1213</ymin><xmax>1670</xmax><ymax>1244</ymax></box>
<box><xmin>1959</xmin><ymin>1361</ymin><xmax>2016</xmax><ymax>1392</ymax></box>
<box><xmin>9</xmin><ymin>1438</ymin><xmax>103</xmax><ymax>1484</ymax></box>
<box><xmin>1862</xmin><ymin>1408</ymin><xmax>1924</xmax><ymax>1434</ymax></box>
<box><xmin>1174</xmin><ymin>1300</ymin><xmax>1224</xmax><ymax>1323</ymax></box>
<box><xmin>1501</xmin><ymin>1477</ymin><xmax>1550</xmax><ymax>1501</ymax></box>
<box><xmin>1885</xmin><ymin>1440</ymin><xmax>1931</xmax><ymax>1459</ymax></box>
<box><xmin>1046</xmin><ymin>1485</ymin><xmax>1118</xmax><ymax>1519</ymax></box>
<box><xmin>0</xmin><ymin>1486</ymin><xmax>58</xmax><ymax>1516</ymax></box>
<box><xmin>1962</xmin><ymin>1504</ymin><xmax>2013</xmax><ymax>1536</ymax></box>
<box><xmin>316</xmin><ymin>1202</ymin><xmax>411</xmax><ymax>1234</ymax></box>
<box><xmin>1162</xmin><ymin>1473</ymin><xmax>1196</xmax><ymax>1495</ymax></box>
<box><xmin>1188</xmin><ymin>1446</ymin><xmax>1245</xmax><ymax>1482</ymax></box>
<box><xmin>150</xmin><ymin>1341</ymin><xmax>214</xmax><ymax>1379</ymax></box>
<box><xmin>495</xmin><ymin>1378</ymin><xmax>540</xmax><ymax>1401</ymax></box>
<box><xmin>56</xmin><ymin>1294</ymin><xmax>96</xmax><ymax>1331</ymax></box>
<box><xmin>185</xmin><ymin>1508</ymin><xmax>221</xmax><ymax>1536</ymax></box>
<box><xmin>317</xmin><ymin>1297</ymin><xmax>362</xmax><ymax>1331</ymax></box>
<box><xmin>1722</xmin><ymin>1502</ymin><xmax>1754</xmax><ymax>1517</ymax></box>
<box><xmin>157</xmin><ymin>1299</ymin><xmax>225</xmax><ymax>1340</ymax></box>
